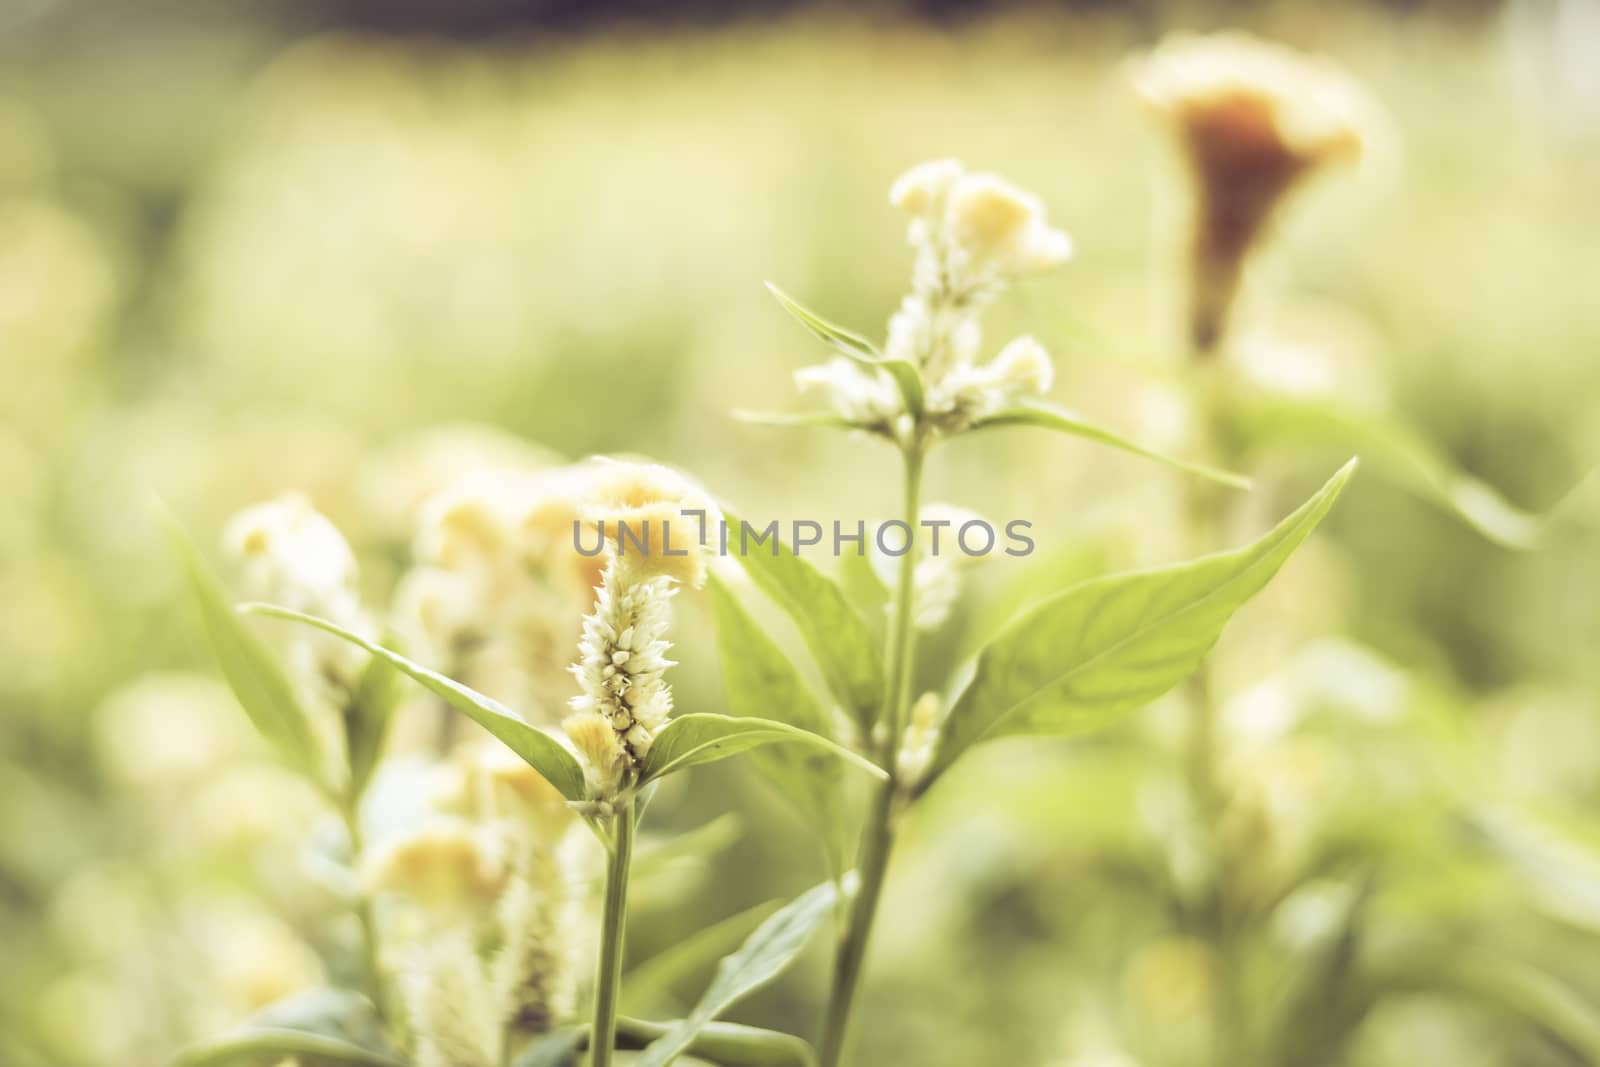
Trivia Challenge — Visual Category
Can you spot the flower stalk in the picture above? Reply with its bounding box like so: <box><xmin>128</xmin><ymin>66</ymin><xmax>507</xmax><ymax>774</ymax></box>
<box><xmin>818</xmin><ymin>439</ymin><xmax>925</xmax><ymax>1067</ymax></box>
<box><xmin>589</xmin><ymin>799</ymin><xmax>635</xmax><ymax>1067</ymax></box>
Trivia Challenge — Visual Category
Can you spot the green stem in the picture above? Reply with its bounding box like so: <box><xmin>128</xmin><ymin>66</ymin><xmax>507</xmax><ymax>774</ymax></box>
<box><xmin>818</xmin><ymin>443</ymin><xmax>925</xmax><ymax>1067</ymax></box>
<box><xmin>1181</xmin><ymin>359</ymin><xmax>1245</xmax><ymax>1066</ymax></box>
<box><xmin>340</xmin><ymin>802</ymin><xmax>391</xmax><ymax>1026</ymax></box>
<box><xmin>590</xmin><ymin>800</ymin><xmax>635</xmax><ymax>1067</ymax></box>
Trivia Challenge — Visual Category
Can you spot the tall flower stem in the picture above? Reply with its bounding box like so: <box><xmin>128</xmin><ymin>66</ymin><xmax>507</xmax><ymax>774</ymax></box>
<box><xmin>1181</xmin><ymin>359</ymin><xmax>1246</xmax><ymax>1066</ymax></box>
<box><xmin>818</xmin><ymin>441</ymin><xmax>925</xmax><ymax>1067</ymax></box>
<box><xmin>590</xmin><ymin>799</ymin><xmax>635</xmax><ymax>1067</ymax></box>
<box><xmin>339</xmin><ymin>799</ymin><xmax>392</xmax><ymax>1028</ymax></box>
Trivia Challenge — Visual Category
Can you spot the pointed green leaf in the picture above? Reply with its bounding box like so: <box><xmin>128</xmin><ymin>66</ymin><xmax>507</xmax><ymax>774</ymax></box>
<box><xmin>836</xmin><ymin>550</ymin><xmax>889</xmax><ymax>642</ymax></box>
<box><xmin>624</xmin><ymin>898</ymin><xmax>784</xmax><ymax>1012</ymax></box>
<box><xmin>765</xmin><ymin>282</ymin><xmax>880</xmax><ymax>360</ymax></box>
<box><xmin>172</xmin><ymin>989</ymin><xmax>404</xmax><ymax>1067</ymax></box>
<box><xmin>969</xmin><ymin>398</ymin><xmax>1250</xmax><ymax>489</ymax></box>
<box><xmin>245</xmin><ymin>603</ymin><xmax>587</xmax><ymax>803</ymax></box>
<box><xmin>345</xmin><ymin>635</ymin><xmax>402</xmax><ymax>798</ymax></box>
<box><xmin>637</xmin><ymin>714</ymin><xmax>883</xmax><ymax>786</ymax></box>
<box><xmin>511</xmin><ymin>1029</ymin><xmax>585</xmax><ymax>1067</ymax></box>
<box><xmin>619</xmin><ymin>1018</ymin><xmax>816</xmax><ymax>1067</ymax></box>
<box><xmin>520</xmin><ymin>1020</ymin><xmax>815</xmax><ymax>1067</ymax></box>
<box><xmin>765</xmin><ymin>282</ymin><xmax>925</xmax><ymax>417</ymax></box>
<box><xmin>633</xmin><ymin>876</ymin><xmax>851</xmax><ymax>1067</ymax></box>
<box><xmin>706</xmin><ymin>574</ymin><xmax>850</xmax><ymax>873</ymax></box>
<box><xmin>1468</xmin><ymin>806</ymin><xmax>1600</xmax><ymax>933</ymax></box>
<box><xmin>1241</xmin><ymin>395</ymin><xmax>1541</xmax><ymax>549</ymax></box>
<box><xmin>160</xmin><ymin>512</ymin><xmax>319</xmax><ymax>780</ymax></box>
<box><xmin>722</xmin><ymin>510</ymin><xmax>883</xmax><ymax>731</ymax></box>
<box><xmin>923</xmin><ymin>460</ymin><xmax>1357</xmax><ymax>787</ymax></box>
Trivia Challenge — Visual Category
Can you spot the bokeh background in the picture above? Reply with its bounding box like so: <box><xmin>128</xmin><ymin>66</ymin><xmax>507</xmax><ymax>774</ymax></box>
<box><xmin>5</xmin><ymin>1</ymin><xmax>1600</xmax><ymax>1065</ymax></box>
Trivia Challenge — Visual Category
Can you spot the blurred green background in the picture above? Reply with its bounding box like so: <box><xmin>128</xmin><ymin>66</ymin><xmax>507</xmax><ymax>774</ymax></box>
<box><xmin>5</xmin><ymin>1</ymin><xmax>1600</xmax><ymax>1065</ymax></box>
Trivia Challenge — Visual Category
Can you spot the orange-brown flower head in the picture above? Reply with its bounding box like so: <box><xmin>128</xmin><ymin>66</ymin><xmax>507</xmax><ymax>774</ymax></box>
<box><xmin>1131</xmin><ymin>33</ymin><xmax>1378</xmax><ymax>353</ymax></box>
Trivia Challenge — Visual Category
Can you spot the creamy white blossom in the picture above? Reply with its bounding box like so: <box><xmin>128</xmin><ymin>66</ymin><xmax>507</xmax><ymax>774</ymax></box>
<box><xmin>223</xmin><ymin>494</ymin><xmax>370</xmax><ymax>710</ymax></box>
<box><xmin>796</xmin><ymin>160</ymin><xmax>1071</xmax><ymax>438</ymax></box>
<box><xmin>556</xmin><ymin>462</ymin><xmax>708</xmax><ymax>799</ymax></box>
<box><xmin>564</xmin><ymin>558</ymin><xmax>677</xmax><ymax>797</ymax></box>
<box><xmin>794</xmin><ymin>357</ymin><xmax>902</xmax><ymax>431</ymax></box>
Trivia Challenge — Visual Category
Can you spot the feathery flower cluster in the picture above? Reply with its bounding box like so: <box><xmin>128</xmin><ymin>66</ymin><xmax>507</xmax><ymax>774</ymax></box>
<box><xmin>1130</xmin><ymin>33</ymin><xmax>1379</xmax><ymax>352</ymax></box>
<box><xmin>562</xmin><ymin>461</ymin><xmax>711</xmax><ymax>800</ymax></box>
<box><xmin>365</xmin><ymin>740</ymin><xmax>588</xmax><ymax>1066</ymax></box>
<box><xmin>797</xmin><ymin>160</ymin><xmax>1071</xmax><ymax>437</ymax></box>
<box><xmin>564</xmin><ymin>560</ymin><xmax>677</xmax><ymax>797</ymax></box>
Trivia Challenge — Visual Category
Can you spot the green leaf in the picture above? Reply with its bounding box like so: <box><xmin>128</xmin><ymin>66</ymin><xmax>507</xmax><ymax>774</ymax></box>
<box><xmin>969</xmin><ymin>398</ymin><xmax>1250</xmax><ymax>489</ymax></box>
<box><xmin>512</xmin><ymin>1029</ymin><xmax>585</xmax><ymax>1067</ymax></box>
<box><xmin>345</xmin><ymin>636</ymin><xmax>402</xmax><ymax>798</ymax></box>
<box><xmin>1468</xmin><ymin>806</ymin><xmax>1600</xmax><ymax>933</ymax></box>
<box><xmin>634</xmin><ymin>876</ymin><xmax>850</xmax><ymax>1067</ymax></box>
<box><xmin>1240</xmin><ymin>395</ymin><xmax>1541</xmax><ymax>549</ymax></box>
<box><xmin>619</xmin><ymin>1018</ymin><xmax>816</xmax><ymax>1067</ymax></box>
<box><xmin>637</xmin><ymin>714</ymin><xmax>884</xmax><ymax>786</ymax></box>
<box><xmin>1386</xmin><ymin>956</ymin><xmax>1600</xmax><ymax>1062</ymax></box>
<box><xmin>160</xmin><ymin>511</ymin><xmax>319</xmax><ymax>780</ymax></box>
<box><xmin>517</xmin><ymin>1019</ymin><xmax>815</xmax><ymax>1067</ymax></box>
<box><xmin>706</xmin><ymin>574</ymin><xmax>851</xmax><ymax>873</ymax></box>
<box><xmin>245</xmin><ymin>603</ymin><xmax>587</xmax><ymax>803</ymax></box>
<box><xmin>722</xmin><ymin>510</ymin><xmax>884</xmax><ymax>732</ymax></box>
<box><xmin>765</xmin><ymin>282</ymin><xmax>925</xmax><ymax>417</ymax></box>
<box><xmin>172</xmin><ymin>989</ymin><xmax>403</xmax><ymax>1067</ymax></box>
<box><xmin>923</xmin><ymin>460</ymin><xmax>1357</xmax><ymax>787</ymax></box>
<box><xmin>835</xmin><ymin>551</ymin><xmax>889</xmax><ymax>642</ymax></box>
<box><xmin>624</xmin><ymin>898</ymin><xmax>784</xmax><ymax>1012</ymax></box>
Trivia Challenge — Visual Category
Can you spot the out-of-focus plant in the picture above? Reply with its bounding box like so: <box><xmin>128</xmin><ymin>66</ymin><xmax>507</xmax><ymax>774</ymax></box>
<box><xmin>736</xmin><ymin>156</ymin><xmax>1355</xmax><ymax>1066</ymax></box>
<box><xmin>1098</xmin><ymin>31</ymin><xmax>1600</xmax><ymax>1067</ymax></box>
<box><xmin>167</xmin><ymin>462</ymin><xmax>885</xmax><ymax>1067</ymax></box>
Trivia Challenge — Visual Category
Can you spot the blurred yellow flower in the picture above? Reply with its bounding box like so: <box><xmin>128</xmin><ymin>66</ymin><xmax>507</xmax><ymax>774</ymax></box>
<box><xmin>576</xmin><ymin>460</ymin><xmax>713</xmax><ymax>588</ymax></box>
<box><xmin>364</xmin><ymin>819</ymin><xmax>508</xmax><ymax>908</ymax></box>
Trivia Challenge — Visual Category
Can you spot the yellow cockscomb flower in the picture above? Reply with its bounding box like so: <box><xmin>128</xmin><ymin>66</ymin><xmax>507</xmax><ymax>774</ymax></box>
<box><xmin>576</xmin><ymin>460</ymin><xmax>713</xmax><ymax>588</ymax></box>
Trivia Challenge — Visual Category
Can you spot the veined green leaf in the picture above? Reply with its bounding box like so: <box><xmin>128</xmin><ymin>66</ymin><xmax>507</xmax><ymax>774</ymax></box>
<box><xmin>634</xmin><ymin>876</ymin><xmax>851</xmax><ymax>1067</ymax></box>
<box><xmin>1240</xmin><ymin>394</ymin><xmax>1541</xmax><ymax>549</ymax></box>
<box><xmin>968</xmin><ymin>398</ymin><xmax>1250</xmax><ymax>489</ymax></box>
<box><xmin>345</xmin><ymin>633</ymin><xmax>402</xmax><ymax>798</ymax></box>
<box><xmin>518</xmin><ymin>1019</ymin><xmax>814</xmax><ymax>1067</ymax></box>
<box><xmin>707</xmin><ymin>574</ymin><xmax>850</xmax><ymax>874</ymax></box>
<box><xmin>172</xmin><ymin>989</ymin><xmax>403</xmax><ymax>1067</ymax></box>
<box><xmin>923</xmin><ymin>460</ymin><xmax>1357</xmax><ymax>787</ymax></box>
<box><xmin>619</xmin><ymin>1018</ymin><xmax>816</xmax><ymax>1067</ymax></box>
<box><xmin>722</xmin><ymin>510</ymin><xmax>883</xmax><ymax>732</ymax></box>
<box><xmin>245</xmin><ymin>603</ymin><xmax>587</xmax><ymax>803</ymax></box>
<box><xmin>765</xmin><ymin>282</ymin><xmax>925</xmax><ymax>417</ymax></box>
<box><xmin>624</xmin><ymin>898</ymin><xmax>784</xmax><ymax>1012</ymax></box>
<box><xmin>637</xmin><ymin>714</ymin><xmax>884</xmax><ymax>786</ymax></box>
<box><xmin>160</xmin><ymin>512</ymin><xmax>319</xmax><ymax>781</ymax></box>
